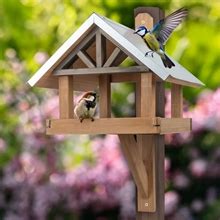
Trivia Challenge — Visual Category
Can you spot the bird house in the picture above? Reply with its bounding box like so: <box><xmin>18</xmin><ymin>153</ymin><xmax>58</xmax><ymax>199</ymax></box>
<box><xmin>28</xmin><ymin>7</ymin><xmax>204</xmax><ymax>219</ymax></box>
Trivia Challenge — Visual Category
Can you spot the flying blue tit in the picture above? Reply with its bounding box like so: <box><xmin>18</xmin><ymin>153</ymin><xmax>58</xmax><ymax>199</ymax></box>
<box><xmin>134</xmin><ymin>8</ymin><xmax>188</xmax><ymax>68</ymax></box>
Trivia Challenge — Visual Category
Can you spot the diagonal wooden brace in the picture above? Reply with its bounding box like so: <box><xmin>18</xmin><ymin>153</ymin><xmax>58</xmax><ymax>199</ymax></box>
<box><xmin>119</xmin><ymin>134</ymin><xmax>148</xmax><ymax>199</ymax></box>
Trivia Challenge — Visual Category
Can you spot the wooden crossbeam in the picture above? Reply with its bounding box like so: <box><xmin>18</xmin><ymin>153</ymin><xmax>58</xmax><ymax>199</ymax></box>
<box><xmin>77</xmin><ymin>51</ymin><xmax>95</xmax><ymax>68</ymax></box>
<box><xmin>56</xmin><ymin>27</ymin><xmax>98</xmax><ymax>69</ymax></box>
<box><xmin>46</xmin><ymin>117</ymin><xmax>191</xmax><ymax>135</ymax></box>
<box><xmin>54</xmin><ymin>66</ymin><xmax>149</xmax><ymax>76</ymax></box>
<box><xmin>103</xmin><ymin>47</ymin><xmax>122</xmax><ymax>67</ymax></box>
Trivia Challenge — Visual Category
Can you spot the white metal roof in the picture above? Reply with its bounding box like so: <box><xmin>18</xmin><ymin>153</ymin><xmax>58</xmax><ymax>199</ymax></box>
<box><xmin>28</xmin><ymin>13</ymin><xmax>204</xmax><ymax>87</ymax></box>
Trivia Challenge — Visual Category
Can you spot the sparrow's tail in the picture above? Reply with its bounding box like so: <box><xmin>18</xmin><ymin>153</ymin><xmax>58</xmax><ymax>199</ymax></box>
<box><xmin>161</xmin><ymin>54</ymin><xmax>175</xmax><ymax>68</ymax></box>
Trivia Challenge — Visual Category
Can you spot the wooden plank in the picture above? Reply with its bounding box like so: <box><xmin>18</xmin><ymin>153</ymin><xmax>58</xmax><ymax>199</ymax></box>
<box><xmin>136</xmin><ymin>135</ymin><xmax>156</xmax><ymax>212</ymax></box>
<box><xmin>99</xmin><ymin>75</ymin><xmax>111</xmax><ymax>117</ymax></box>
<box><xmin>99</xmin><ymin>29</ymin><xmax>144</xmax><ymax>66</ymax></box>
<box><xmin>135</xmin><ymin>7</ymin><xmax>164</xmax><ymax>218</ymax></box>
<box><xmin>46</xmin><ymin>117</ymin><xmax>160</xmax><ymax>135</ymax></box>
<box><xmin>96</xmin><ymin>30</ymin><xmax>106</xmax><ymax>67</ymax></box>
<box><xmin>77</xmin><ymin>51</ymin><xmax>95</xmax><ymax>68</ymax></box>
<box><xmin>103</xmin><ymin>47</ymin><xmax>121</xmax><ymax>67</ymax></box>
<box><xmin>58</xmin><ymin>76</ymin><xmax>73</xmax><ymax>119</ymax></box>
<box><xmin>54</xmin><ymin>66</ymin><xmax>149</xmax><ymax>76</ymax></box>
<box><xmin>73</xmin><ymin>75</ymin><xmax>98</xmax><ymax>91</ymax></box>
<box><xmin>56</xmin><ymin>27</ymin><xmax>98</xmax><ymax>69</ymax></box>
<box><xmin>136</xmin><ymin>73</ymin><xmax>156</xmax><ymax>213</ymax></box>
<box><xmin>36</xmin><ymin>73</ymin><xmax>140</xmax><ymax>90</ymax></box>
<box><xmin>159</xmin><ymin>118</ymin><xmax>192</xmax><ymax>134</ymax></box>
<box><xmin>111</xmin><ymin>73</ymin><xmax>140</xmax><ymax>83</ymax></box>
<box><xmin>119</xmin><ymin>135</ymin><xmax>148</xmax><ymax>198</ymax></box>
<box><xmin>171</xmin><ymin>84</ymin><xmax>183</xmax><ymax>118</ymax></box>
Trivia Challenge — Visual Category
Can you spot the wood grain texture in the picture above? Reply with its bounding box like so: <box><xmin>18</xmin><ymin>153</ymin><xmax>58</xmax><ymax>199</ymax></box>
<box><xmin>54</xmin><ymin>66</ymin><xmax>149</xmax><ymax>76</ymax></box>
<box><xmin>171</xmin><ymin>84</ymin><xmax>183</xmax><ymax>118</ymax></box>
<box><xmin>136</xmin><ymin>72</ymin><xmax>157</xmax><ymax>212</ymax></box>
<box><xmin>103</xmin><ymin>47</ymin><xmax>121</xmax><ymax>67</ymax></box>
<box><xmin>135</xmin><ymin>7</ymin><xmax>165</xmax><ymax>219</ymax></box>
<box><xmin>77</xmin><ymin>51</ymin><xmax>95</xmax><ymax>68</ymax></box>
<box><xmin>46</xmin><ymin>117</ymin><xmax>159</xmax><ymax>135</ymax></box>
<box><xmin>159</xmin><ymin>118</ymin><xmax>192</xmax><ymax>134</ymax></box>
<box><xmin>119</xmin><ymin>135</ymin><xmax>148</xmax><ymax>198</ymax></box>
<box><xmin>96</xmin><ymin>30</ymin><xmax>106</xmax><ymax>67</ymax></box>
<box><xmin>46</xmin><ymin>117</ymin><xmax>191</xmax><ymax>135</ymax></box>
<box><xmin>99</xmin><ymin>75</ymin><xmax>111</xmax><ymax>118</ymax></box>
<box><xmin>58</xmin><ymin>76</ymin><xmax>73</xmax><ymax>119</ymax></box>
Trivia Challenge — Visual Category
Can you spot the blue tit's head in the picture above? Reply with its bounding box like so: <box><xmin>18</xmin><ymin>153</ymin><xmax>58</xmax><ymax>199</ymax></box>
<box><xmin>134</xmin><ymin>26</ymin><xmax>148</xmax><ymax>37</ymax></box>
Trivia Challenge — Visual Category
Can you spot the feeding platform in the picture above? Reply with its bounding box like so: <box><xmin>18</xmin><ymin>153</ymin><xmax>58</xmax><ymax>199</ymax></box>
<box><xmin>28</xmin><ymin>7</ymin><xmax>203</xmax><ymax>220</ymax></box>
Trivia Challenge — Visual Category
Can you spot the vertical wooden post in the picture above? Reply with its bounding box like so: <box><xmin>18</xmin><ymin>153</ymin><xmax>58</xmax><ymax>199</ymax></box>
<box><xmin>96</xmin><ymin>30</ymin><xmax>111</xmax><ymax>118</ymax></box>
<box><xmin>135</xmin><ymin>7</ymin><xmax>165</xmax><ymax>220</ymax></box>
<box><xmin>171</xmin><ymin>84</ymin><xmax>183</xmax><ymax>117</ymax></box>
<box><xmin>136</xmin><ymin>73</ymin><xmax>156</xmax><ymax>213</ymax></box>
<box><xmin>99</xmin><ymin>75</ymin><xmax>111</xmax><ymax>117</ymax></box>
<box><xmin>58</xmin><ymin>76</ymin><xmax>73</xmax><ymax>119</ymax></box>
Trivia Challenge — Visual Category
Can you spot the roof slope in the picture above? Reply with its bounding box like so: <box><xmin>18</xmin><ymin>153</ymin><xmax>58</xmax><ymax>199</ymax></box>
<box><xmin>28</xmin><ymin>13</ymin><xmax>204</xmax><ymax>87</ymax></box>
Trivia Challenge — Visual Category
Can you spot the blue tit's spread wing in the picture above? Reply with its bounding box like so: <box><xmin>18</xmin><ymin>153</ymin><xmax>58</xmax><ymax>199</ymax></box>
<box><xmin>151</xmin><ymin>8</ymin><xmax>188</xmax><ymax>45</ymax></box>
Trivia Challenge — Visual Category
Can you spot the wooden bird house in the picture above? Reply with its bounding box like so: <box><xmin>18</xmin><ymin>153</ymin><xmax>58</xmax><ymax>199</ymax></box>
<box><xmin>28</xmin><ymin>7</ymin><xmax>204</xmax><ymax>220</ymax></box>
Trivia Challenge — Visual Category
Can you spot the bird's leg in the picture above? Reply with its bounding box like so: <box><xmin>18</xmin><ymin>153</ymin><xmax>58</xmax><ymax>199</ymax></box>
<box><xmin>91</xmin><ymin>117</ymin><xmax>95</xmax><ymax>122</ymax></box>
<box><xmin>80</xmin><ymin>118</ymin><xmax>84</xmax><ymax>123</ymax></box>
<box><xmin>145</xmin><ymin>51</ymin><xmax>154</xmax><ymax>57</ymax></box>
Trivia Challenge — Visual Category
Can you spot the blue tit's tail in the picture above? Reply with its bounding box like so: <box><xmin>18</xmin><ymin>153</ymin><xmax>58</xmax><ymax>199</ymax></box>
<box><xmin>161</xmin><ymin>53</ymin><xmax>175</xmax><ymax>68</ymax></box>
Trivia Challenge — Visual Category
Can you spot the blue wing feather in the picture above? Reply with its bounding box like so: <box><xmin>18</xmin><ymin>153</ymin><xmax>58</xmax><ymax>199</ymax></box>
<box><xmin>151</xmin><ymin>8</ymin><xmax>188</xmax><ymax>45</ymax></box>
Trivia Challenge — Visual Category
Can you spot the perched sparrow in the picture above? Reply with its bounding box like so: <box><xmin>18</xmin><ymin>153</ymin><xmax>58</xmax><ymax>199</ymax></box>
<box><xmin>74</xmin><ymin>91</ymin><xmax>97</xmax><ymax>123</ymax></box>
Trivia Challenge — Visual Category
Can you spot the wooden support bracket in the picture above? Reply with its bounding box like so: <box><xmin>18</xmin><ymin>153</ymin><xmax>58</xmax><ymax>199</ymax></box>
<box><xmin>119</xmin><ymin>135</ymin><xmax>148</xmax><ymax>199</ymax></box>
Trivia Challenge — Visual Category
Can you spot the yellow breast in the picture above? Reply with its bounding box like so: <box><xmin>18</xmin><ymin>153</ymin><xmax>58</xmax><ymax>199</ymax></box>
<box><xmin>143</xmin><ymin>33</ymin><xmax>160</xmax><ymax>51</ymax></box>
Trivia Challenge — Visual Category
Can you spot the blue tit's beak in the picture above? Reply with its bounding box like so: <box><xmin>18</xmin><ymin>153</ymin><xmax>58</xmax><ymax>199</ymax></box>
<box><xmin>134</xmin><ymin>30</ymin><xmax>137</xmax><ymax>34</ymax></box>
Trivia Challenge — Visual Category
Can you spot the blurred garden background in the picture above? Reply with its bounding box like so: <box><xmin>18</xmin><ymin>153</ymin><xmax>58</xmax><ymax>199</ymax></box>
<box><xmin>1</xmin><ymin>0</ymin><xmax>220</xmax><ymax>219</ymax></box>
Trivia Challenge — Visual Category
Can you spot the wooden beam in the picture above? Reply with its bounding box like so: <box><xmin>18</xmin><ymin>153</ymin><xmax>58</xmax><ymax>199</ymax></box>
<box><xmin>171</xmin><ymin>84</ymin><xmax>183</xmax><ymax>118</ymax></box>
<box><xmin>111</xmin><ymin>73</ymin><xmax>140</xmax><ymax>83</ymax></box>
<box><xmin>77</xmin><ymin>51</ymin><xmax>95</xmax><ymax>68</ymax></box>
<box><xmin>96</xmin><ymin>30</ymin><xmax>106</xmax><ymax>67</ymax></box>
<box><xmin>46</xmin><ymin>117</ymin><xmax>159</xmax><ymax>135</ymax></box>
<box><xmin>100</xmin><ymin>29</ymin><xmax>144</xmax><ymax>66</ymax></box>
<box><xmin>54</xmin><ymin>66</ymin><xmax>149</xmax><ymax>76</ymax></box>
<box><xmin>136</xmin><ymin>72</ymin><xmax>156</xmax><ymax>213</ymax></box>
<box><xmin>46</xmin><ymin>117</ymin><xmax>191</xmax><ymax>135</ymax></box>
<box><xmin>56</xmin><ymin>27</ymin><xmax>98</xmax><ymax>69</ymax></box>
<box><xmin>136</xmin><ymin>73</ymin><xmax>156</xmax><ymax>117</ymax></box>
<box><xmin>99</xmin><ymin>75</ymin><xmax>111</xmax><ymax>117</ymax></box>
<box><xmin>103</xmin><ymin>47</ymin><xmax>121</xmax><ymax>67</ymax></box>
<box><xmin>58</xmin><ymin>76</ymin><xmax>73</xmax><ymax>119</ymax></box>
<box><xmin>158</xmin><ymin>118</ymin><xmax>191</xmax><ymax>134</ymax></box>
<box><xmin>119</xmin><ymin>135</ymin><xmax>148</xmax><ymax>198</ymax></box>
<box><xmin>135</xmin><ymin>7</ymin><xmax>165</xmax><ymax>218</ymax></box>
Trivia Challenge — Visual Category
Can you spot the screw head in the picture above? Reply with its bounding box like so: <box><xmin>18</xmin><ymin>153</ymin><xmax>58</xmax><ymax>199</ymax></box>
<box><xmin>145</xmin><ymin>202</ymin><xmax>148</xmax><ymax>207</ymax></box>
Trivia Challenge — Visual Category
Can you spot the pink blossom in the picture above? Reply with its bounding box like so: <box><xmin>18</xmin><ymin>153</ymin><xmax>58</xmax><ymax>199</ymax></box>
<box><xmin>165</xmin><ymin>191</ymin><xmax>180</xmax><ymax>215</ymax></box>
<box><xmin>189</xmin><ymin>159</ymin><xmax>208</xmax><ymax>177</ymax></box>
<box><xmin>34</xmin><ymin>51</ymin><xmax>49</xmax><ymax>65</ymax></box>
<box><xmin>0</xmin><ymin>138</ymin><xmax>6</xmax><ymax>152</ymax></box>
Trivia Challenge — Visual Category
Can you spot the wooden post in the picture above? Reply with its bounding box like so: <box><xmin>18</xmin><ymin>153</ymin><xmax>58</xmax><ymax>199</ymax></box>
<box><xmin>135</xmin><ymin>7</ymin><xmax>165</xmax><ymax>220</ymax></box>
<box><xmin>99</xmin><ymin>75</ymin><xmax>111</xmax><ymax>117</ymax></box>
<box><xmin>58</xmin><ymin>76</ymin><xmax>73</xmax><ymax>119</ymax></box>
<box><xmin>136</xmin><ymin>73</ymin><xmax>156</xmax><ymax>213</ymax></box>
<box><xmin>171</xmin><ymin>84</ymin><xmax>183</xmax><ymax>117</ymax></box>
